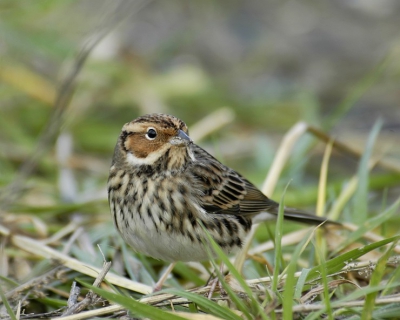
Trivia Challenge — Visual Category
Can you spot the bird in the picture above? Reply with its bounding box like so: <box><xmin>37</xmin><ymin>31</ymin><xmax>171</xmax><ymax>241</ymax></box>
<box><xmin>108</xmin><ymin>113</ymin><xmax>335</xmax><ymax>289</ymax></box>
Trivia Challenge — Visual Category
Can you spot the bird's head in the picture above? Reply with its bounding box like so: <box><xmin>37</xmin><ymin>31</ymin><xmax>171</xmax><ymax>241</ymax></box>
<box><xmin>113</xmin><ymin>113</ymin><xmax>194</xmax><ymax>171</ymax></box>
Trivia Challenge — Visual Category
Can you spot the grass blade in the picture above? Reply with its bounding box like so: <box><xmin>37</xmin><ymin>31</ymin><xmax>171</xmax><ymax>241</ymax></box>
<box><xmin>353</xmin><ymin>119</ymin><xmax>382</xmax><ymax>224</ymax></box>
<box><xmin>79</xmin><ymin>281</ymin><xmax>188</xmax><ymax>320</ymax></box>
<box><xmin>361</xmin><ymin>242</ymin><xmax>397</xmax><ymax>320</ymax></box>
<box><xmin>307</xmin><ymin>234</ymin><xmax>400</xmax><ymax>281</ymax></box>
<box><xmin>199</xmin><ymin>221</ymin><xmax>263</xmax><ymax>320</ymax></box>
<box><xmin>315</xmin><ymin>243</ymin><xmax>332</xmax><ymax>320</ymax></box>
<box><xmin>283</xmin><ymin>229</ymin><xmax>315</xmax><ymax>319</ymax></box>
<box><xmin>333</xmin><ymin>196</ymin><xmax>400</xmax><ymax>254</ymax></box>
<box><xmin>272</xmin><ymin>182</ymin><xmax>288</xmax><ymax>292</ymax></box>
<box><xmin>294</xmin><ymin>268</ymin><xmax>311</xmax><ymax>300</ymax></box>
<box><xmin>164</xmin><ymin>288</ymin><xmax>243</xmax><ymax>320</ymax></box>
<box><xmin>0</xmin><ymin>285</ymin><xmax>17</xmax><ymax>320</ymax></box>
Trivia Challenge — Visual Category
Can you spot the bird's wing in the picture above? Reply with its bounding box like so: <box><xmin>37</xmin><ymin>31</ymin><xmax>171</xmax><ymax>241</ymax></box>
<box><xmin>189</xmin><ymin>145</ymin><xmax>338</xmax><ymax>226</ymax></box>
<box><xmin>190</xmin><ymin>145</ymin><xmax>278</xmax><ymax>216</ymax></box>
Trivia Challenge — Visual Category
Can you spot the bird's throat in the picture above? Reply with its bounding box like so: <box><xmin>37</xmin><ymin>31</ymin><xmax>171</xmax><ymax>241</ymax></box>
<box><xmin>165</xmin><ymin>146</ymin><xmax>193</xmax><ymax>171</ymax></box>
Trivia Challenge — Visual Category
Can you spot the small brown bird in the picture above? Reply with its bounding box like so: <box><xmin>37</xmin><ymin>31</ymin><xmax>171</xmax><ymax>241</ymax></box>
<box><xmin>108</xmin><ymin>114</ymin><xmax>332</xmax><ymax>283</ymax></box>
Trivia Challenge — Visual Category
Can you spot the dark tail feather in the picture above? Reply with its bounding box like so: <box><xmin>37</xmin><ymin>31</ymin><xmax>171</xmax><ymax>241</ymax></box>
<box><xmin>282</xmin><ymin>207</ymin><xmax>340</xmax><ymax>226</ymax></box>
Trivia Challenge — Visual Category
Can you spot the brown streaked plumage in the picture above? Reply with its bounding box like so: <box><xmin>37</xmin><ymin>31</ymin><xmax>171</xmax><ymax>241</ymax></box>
<box><xmin>108</xmin><ymin>113</ymin><xmax>335</xmax><ymax>264</ymax></box>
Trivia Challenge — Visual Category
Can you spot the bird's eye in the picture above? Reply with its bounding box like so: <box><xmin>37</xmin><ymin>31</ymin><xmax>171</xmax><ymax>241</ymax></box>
<box><xmin>145</xmin><ymin>127</ymin><xmax>157</xmax><ymax>140</ymax></box>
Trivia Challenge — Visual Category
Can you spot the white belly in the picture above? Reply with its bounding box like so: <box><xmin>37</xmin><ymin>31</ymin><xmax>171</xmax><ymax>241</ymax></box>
<box><xmin>120</xmin><ymin>220</ymin><xmax>213</xmax><ymax>262</ymax></box>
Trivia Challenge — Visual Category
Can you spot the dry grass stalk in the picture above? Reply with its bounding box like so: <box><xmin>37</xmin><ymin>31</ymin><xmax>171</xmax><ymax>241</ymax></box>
<box><xmin>61</xmin><ymin>261</ymin><xmax>112</xmax><ymax>316</ymax></box>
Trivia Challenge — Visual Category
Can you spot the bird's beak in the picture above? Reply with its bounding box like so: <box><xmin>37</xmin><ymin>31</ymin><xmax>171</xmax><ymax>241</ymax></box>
<box><xmin>170</xmin><ymin>130</ymin><xmax>192</xmax><ymax>146</ymax></box>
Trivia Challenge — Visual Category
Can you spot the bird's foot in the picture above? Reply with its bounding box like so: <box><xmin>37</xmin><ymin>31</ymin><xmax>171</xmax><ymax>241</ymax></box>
<box><xmin>152</xmin><ymin>262</ymin><xmax>176</xmax><ymax>293</ymax></box>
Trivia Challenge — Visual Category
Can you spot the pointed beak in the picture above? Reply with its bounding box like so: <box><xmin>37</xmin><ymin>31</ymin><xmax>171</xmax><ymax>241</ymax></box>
<box><xmin>170</xmin><ymin>130</ymin><xmax>192</xmax><ymax>146</ymax></box>
<box><xmin>177</xmin><ymin>130</ymin><xmax>191</xmax><ymax>142</ymax></box>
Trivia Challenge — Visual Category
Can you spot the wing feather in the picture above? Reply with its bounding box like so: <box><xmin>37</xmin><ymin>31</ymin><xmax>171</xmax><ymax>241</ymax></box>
<box><xmin>190</xmin><ymin>145</ymin><xmax>276</xmax><ymax>216</ymax></box>
<box><xmin>188</xmin><ymin>145</ymin><xmax>337</xmax><ymax>226</ymax></box>
<box><xmin>183</xmin><ymin>144</ymin><xmax>338</xmax><ymax>227</ymax></box>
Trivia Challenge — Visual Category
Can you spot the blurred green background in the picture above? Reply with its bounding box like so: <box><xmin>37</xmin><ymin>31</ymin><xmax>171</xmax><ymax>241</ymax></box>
<box><xmin>1</xmin><ymin>0</ymin><xmax>399</xmax><ymax>213</ymax></box>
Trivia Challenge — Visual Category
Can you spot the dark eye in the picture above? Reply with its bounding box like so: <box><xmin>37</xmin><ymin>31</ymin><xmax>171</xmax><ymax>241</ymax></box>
<box><xmin>146</xmin><ymin>127</ymin><xmax>157</xmax><ymax>140</ymax></box>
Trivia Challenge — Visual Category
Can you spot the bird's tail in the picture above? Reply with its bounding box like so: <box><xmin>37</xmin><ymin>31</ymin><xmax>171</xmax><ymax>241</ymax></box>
<box><xmin>282</xmin><ymin>207</ymin><xmax>340</xmax><ymax>225</ymax></box>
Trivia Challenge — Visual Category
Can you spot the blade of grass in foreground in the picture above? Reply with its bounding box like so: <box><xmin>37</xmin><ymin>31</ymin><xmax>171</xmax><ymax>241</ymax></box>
<box><xmin>0</xmin><ymin>275</ymin><xmax>19</xmax><ymax>288</ymax></box>
<box><xmin>353</xmin><ymin>119</ymin><xmax>382</xmax><ymax>225</ymax></box>
<box><xmin>381</xmin><ymin>256</ymin><xmax>400</xmax><ymax>296</ymax></box>
<box><xmin>283</xmin><ymin>229</ymin><xmax>316</xmax><ymax>320</ymax></box>
<box><xmin>304</xmin><ymin>282</ymin><xmax>400</xmax><ymax>320</ymax></box>
<box><xmin>0</xmin><ymin>285</ymin><xmax>17</xmax><ymax>320</ymax></box>
<box><xmin>315</xmin><ymin>140</ymin><xmax>333</xmax><ymax>264</ymax></box>
<box><xmin>79</xmin><ymin>281</ymin><xmax>188</xmax><ymax>320</ymax></box>
<box><xmin>272</xmin><ymin>182</ymin><xmax>288</xmax><ymax>292</ymax></box>
<box><xmin>203</xmin><ymin>246</ymin><xmax>251</xmax><ymax>318</ymax></box>
<box><xmin>333</xmin><ymin>196</ymin><xmax>400</xmax><ymax>255</ymax></box>
<box><xmin>306</xmin><ymin>234</ymin><xmax>400</xmax><ymax>281</ymax></box>
<box><xmin>268</xmin><ymin>183</ymin><xmax>288</xmax><ymax>319</ymax></box>
<box><xmin>164</xmin><ymin>289</ymin><xmax>242</xmax><ymax>320</ymax></box>
<box><xmin>282</xmin><ymin>246</ymin><xmax>302</xmax><ymax>319</ymax></box>
<box><xmin>361</xmin><ymin>242</ymin><xmax>397</xmax><ymax>320</ymax></box>
<box><xmin>199</xmin><ymin>222</ymin><xmax>266</xmax><ymax>320</ymax></box>
<box><xmin>294</xmin><ymin>268</ymin><xmax>311</xmax><ymax>300</ymax></box>
<box><xmin>315</xmin><ymin>242</ymin><xmax>333</xmax><ymax>320</ymax></box>
<box><xmin>370</xmin><ymin>304</ymin><xmax>400</xmax><ymax>318</ymax></box>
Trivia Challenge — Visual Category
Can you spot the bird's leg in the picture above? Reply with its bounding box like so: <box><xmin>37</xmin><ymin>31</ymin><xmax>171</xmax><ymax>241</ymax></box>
<box><xmin>153</xmin><ymin>262</ymin><xmax>176</xmax><ymax>292</ymax></box>
<box><xmin>207</xmin><ymin>262</ymin><xmax>224</xmax><ymax>299</ymax></box>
